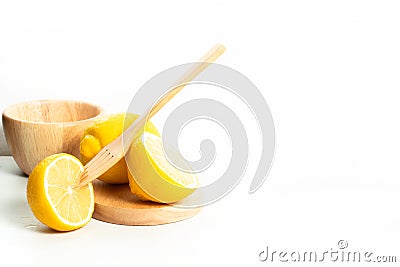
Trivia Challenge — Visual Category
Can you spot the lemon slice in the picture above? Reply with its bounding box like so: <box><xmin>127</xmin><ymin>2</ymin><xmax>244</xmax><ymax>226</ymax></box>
<box><xmin>27</xmin><ymin>153</ymin><xmax>94</xmax><ymax>231</ymax></box>
<box><xmin>127</xmin><ymin>132</ymin><xmax>198</xmax><ymax>203</ymax></box>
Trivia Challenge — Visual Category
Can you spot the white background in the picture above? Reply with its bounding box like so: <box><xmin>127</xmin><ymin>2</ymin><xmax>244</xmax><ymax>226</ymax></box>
<box><xmin>0</xmin><ymin>0</ymin><xmax>400</xmax><ymax>266</ymax></box>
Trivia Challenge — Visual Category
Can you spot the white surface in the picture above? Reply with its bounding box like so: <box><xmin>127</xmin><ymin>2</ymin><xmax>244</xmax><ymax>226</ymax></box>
<box><xmin>0</xmin><ymin>1</ymin><xmax>400</xmax><ymax>266</ymax></box>
<box><xmin>1</xmin><ymin>151</ymin><xmax>400</xmax><ymax>267</ymax></box>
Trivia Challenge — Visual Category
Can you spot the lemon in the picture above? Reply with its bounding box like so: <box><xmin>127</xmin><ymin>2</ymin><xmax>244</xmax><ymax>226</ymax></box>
<box><xmin>127</xmin><ymin>132</ymin><xmax>198</xmax><ymax>203</ymax></box>
<box><xmin>26</xmin><ymin>153</ymin><xmax>94</xmax><ymax>231</ymax></box>
<box><xmin>80</xmin><ymin>113</ymin><xmax>159</xmax><ymax>184</ymax></box>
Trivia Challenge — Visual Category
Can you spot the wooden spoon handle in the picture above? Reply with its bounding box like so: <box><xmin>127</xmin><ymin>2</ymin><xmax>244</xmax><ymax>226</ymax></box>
<box><xmin>78</xmin><ymin>44</ymin><xmax>226</xmax><ymax>187</ymax></box>
<box><xmin>123</xmin><ymin>44</ymin><xmax>226</xmax><ymax>148</ymax></box>
<box><xmin>149</xmin><ymin>44</ymin><xmax>226</xmax><ymax>118</ymax></box>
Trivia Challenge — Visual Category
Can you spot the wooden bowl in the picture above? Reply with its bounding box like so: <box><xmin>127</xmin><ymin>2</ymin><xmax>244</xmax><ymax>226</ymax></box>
<box><xmin>2</xmin><ymin>100</ymin><xmax>103</xmax><ymax>175</ymax></box>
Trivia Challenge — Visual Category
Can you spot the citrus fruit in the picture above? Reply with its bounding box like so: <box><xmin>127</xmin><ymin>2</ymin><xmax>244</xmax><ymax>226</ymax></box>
<box><xmin>80</xmin><ymin>113</ymin><xmax>159</xmax><ymax>184</ymax></box>
<box><xmin>26</xmin><ymin>153</ymin><xmax>94</xmax><ymax>231</ymax></box>
<box><xmin>127</xmin><ymin>132</ymin><xmax>198</xmax><ymax>203</ymax></box>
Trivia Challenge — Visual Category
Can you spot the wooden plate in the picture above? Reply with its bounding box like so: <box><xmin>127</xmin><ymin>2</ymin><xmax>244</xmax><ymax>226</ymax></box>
<box><xmin>92</xmin><ymin>180</ymin><xmax>200</xmax><ymax>226</ymax></box>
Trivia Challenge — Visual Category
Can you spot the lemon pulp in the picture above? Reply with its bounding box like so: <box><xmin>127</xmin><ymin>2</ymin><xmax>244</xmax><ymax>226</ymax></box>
<box><xmin>27</xmin><ymin>153</ymin><xmax>94</xmax><ymax>231</ymax></box>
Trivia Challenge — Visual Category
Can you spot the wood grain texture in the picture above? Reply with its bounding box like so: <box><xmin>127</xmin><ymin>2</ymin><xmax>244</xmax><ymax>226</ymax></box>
<box><xmin>2</xmin><ymin>100</ymin><xmax>103</xmax><ymax>175</ymax></box>
<box><xmin>92</xmin><ymin>180</ymin><xmax>200</xmax><ymax>226</ymax></box>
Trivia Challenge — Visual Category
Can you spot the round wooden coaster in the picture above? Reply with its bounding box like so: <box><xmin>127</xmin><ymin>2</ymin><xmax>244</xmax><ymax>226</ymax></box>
<box><xmin>92</xmin><ymin>180</ymin><xmax>200</xmax><ymax>226</ymax></box>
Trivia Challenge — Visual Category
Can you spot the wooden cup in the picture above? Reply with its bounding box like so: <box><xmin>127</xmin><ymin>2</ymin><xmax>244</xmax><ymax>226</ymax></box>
<box><xmin>2</xmin><ymin>100</ymin><xmax>103</xmax><ymax>175</ymax></box>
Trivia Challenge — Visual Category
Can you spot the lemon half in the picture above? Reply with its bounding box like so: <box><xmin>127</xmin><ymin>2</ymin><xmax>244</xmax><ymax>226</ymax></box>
<box><xmin>127</xmin><ymin>132</ymin><xmax>198</xmax><ymax>203</ymax></box>
<box><xmin>27</xmin><ymin>153</ymin><xmax>94</xmax><ymax>231</ymax></box>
